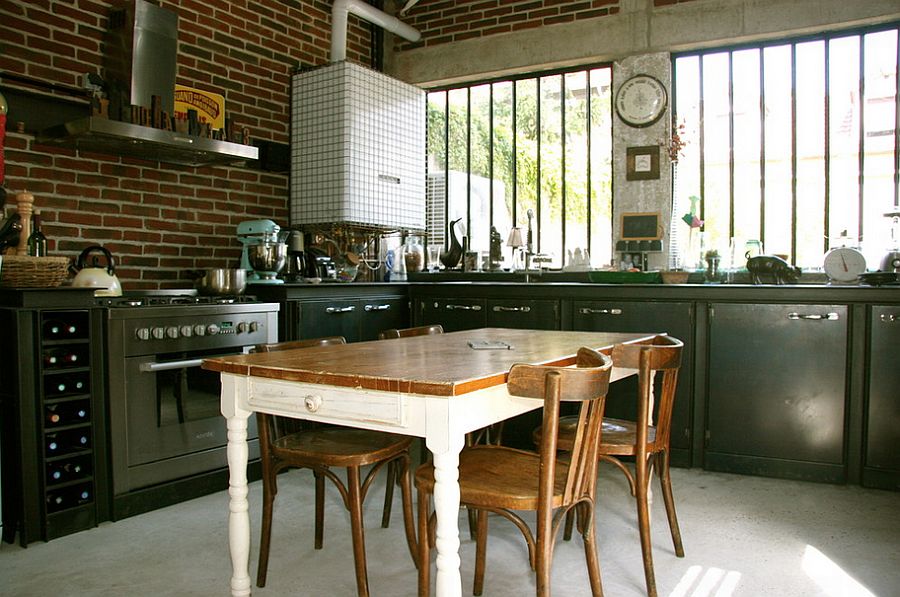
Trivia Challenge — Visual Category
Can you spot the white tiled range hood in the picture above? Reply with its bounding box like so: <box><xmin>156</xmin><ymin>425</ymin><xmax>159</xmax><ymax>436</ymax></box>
<box><xmin>290</xmin><ymin>61</ymin><xmax>426</xmax><ymax>231</ymax></box>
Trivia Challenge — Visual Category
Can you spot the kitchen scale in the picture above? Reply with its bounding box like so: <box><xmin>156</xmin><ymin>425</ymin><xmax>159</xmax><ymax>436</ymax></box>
<box><xmin>823</xmin><ymin>231</ymin><xmax>866</xmax><ymax>285</ymax></box>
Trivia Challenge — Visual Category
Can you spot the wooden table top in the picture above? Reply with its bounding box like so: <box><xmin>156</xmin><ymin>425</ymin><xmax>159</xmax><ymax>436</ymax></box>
<box><xmin>202</xmin><ymin>328</ymin><xmax>658</xmax><ymax>397</ymax></box>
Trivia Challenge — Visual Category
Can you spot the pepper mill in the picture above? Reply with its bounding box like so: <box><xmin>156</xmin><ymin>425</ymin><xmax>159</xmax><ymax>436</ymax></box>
<box><xmin>15</xmin><ymin>190</ymin><xmax>33</xmax><ymax>256</ymax></box>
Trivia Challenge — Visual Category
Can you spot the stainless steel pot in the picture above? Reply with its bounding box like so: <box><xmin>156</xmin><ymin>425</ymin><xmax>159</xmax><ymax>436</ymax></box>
<box><xmin>193</xmin><ymin>268</ymin><xmax>247</xmax><ymax>295</ymax></box>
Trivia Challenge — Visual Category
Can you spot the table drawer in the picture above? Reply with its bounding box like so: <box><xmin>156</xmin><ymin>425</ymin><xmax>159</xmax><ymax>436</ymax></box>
<box><xmin>247</xmin><ymin>379</ymin><xmax>408</xmax><ymax>428</ymax></box>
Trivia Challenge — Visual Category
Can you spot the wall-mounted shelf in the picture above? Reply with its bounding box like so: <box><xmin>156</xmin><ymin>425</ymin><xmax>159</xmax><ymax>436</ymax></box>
<box><xmin>37</xmin><ymin>117</ymin><xmax>258</xmax><ymax>167</ymax></box>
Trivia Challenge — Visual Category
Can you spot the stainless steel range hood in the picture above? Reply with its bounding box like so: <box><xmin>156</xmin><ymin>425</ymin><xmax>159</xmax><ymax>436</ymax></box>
<box><xmin>38</xmin><ymin>117</ymin><xmax>258</xmax><ymax>167</ymax></box>
<box><xmin>37</xmin><ymin>0</ymin><xmax>258</xmax><ymax>167</ymax></box>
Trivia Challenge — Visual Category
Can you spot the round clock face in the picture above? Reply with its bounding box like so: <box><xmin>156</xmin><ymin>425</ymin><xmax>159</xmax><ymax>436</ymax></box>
<box><xmin>615</xmin><ymin>75</ymin><xmax>668</xmax><ymax>127</ymax></box>
<box><xmin>823</xmin><ymin>247</ymin><xmax>867</xmax><ymax>282</ymax></box>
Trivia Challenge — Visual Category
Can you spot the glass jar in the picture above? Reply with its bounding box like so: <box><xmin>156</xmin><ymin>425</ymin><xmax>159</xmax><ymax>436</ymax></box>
<box><xmin>403</xmin><ymin>235</ymin><xmax>424</xmax><ymax>273</ymax></box>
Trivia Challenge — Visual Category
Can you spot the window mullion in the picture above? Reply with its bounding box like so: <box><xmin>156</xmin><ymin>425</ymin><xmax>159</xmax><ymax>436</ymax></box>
<box><xmin>791</xmin><ymin>43</ymin><xmax>798</xmax><ymax>260</ymax></box>
<box><xmin>759</xmin><ymin>49</ymin><xmax>767</xmax><ymax>250</ymax></box>
<box><xmin>586</xmin><ymin>70</ymin><xmax>592</xmax><ymax>254</ymax></box>
<box><xmin>728</xmin><ymin>51</ymin><xmax>735</xmax><ymax>240</ymax></box>
<box><xmin>536</xmin><ymin>78</ymin><xmax>542</xmax><ymax>251</ymax></box>
<box><xmin>858</xmin><ymin>36</ymin><xmax>866</xmax><ymax>242</ymax></box>
<box><xmin>561</xmin><ymin>74</ymin><xmax>567</xmax><ymax>261</ymax></box>
<box><xmin>466</xmin><ymin>88</ymin><xmax>472</xmax><ymax>243</ymax></box>
<box><xmin>824</xmin><ymin>38</ymin><xmax>832</xmax><ymax>256</ymax></box>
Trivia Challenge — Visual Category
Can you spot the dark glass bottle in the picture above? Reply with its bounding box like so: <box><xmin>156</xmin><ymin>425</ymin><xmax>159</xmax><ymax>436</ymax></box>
<box><xmin>27</xmin><ymin>209</ymin><xmax>48</xmax><ymax>256</ymax></box>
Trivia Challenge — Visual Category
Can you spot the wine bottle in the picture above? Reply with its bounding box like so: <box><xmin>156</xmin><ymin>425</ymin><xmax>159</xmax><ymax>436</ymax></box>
<box><xmin>27</xmin><ymin>209</ymin><xmax>47</xmax><ymax>256</ymax></box>
<box><xmin>46</xmin><ymin>404</ymin><xmax>62</xmax><ymax>425</ymax></box>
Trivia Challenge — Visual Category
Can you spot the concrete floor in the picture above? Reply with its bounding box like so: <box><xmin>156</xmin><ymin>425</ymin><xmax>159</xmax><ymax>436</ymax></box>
<box><xmin>1</xmin><ymin>463</ymin><xmax>898</xmax><ymax>597</ymax></box>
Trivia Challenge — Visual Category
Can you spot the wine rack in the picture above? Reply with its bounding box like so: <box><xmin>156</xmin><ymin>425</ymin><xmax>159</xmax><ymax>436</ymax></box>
<box><xmin>0</xmin><ymin>295</ymin><xmax>108</xmax><ymax>546</ymax></box>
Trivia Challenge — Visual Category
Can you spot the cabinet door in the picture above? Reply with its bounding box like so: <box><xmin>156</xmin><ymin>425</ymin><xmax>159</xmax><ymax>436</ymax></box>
<box><xmin>707</xmin><ymin>303</ymin><xmax>847</xmax><ymax>482</ymax></box>
<box><xmin>864</xmin><ymin>306</ymin><xmax>900</xmax><ymax>487</ymax></box>
<box><xmin>299</xmin><ymin>299</ymin><xmax>360</xmax><ymax>343</ymax></box>
<box><xmin>358</xmin><ymin>296</ymin><xmax>409</xmax><ymax>341</ymax></box>
<box><xmin>487</xmin><ymin>299</ymin><xmax>559</xmax><ymax>330</ymax></box>
<box><xmin>573</xmin><ymin>300</ymin><xmax>694</xmax><ymax>464</ymax></box>
<box><xmin>419</xmin><ymin>298</ymin><xmax>487</xmax><ymax>332</ymax></box>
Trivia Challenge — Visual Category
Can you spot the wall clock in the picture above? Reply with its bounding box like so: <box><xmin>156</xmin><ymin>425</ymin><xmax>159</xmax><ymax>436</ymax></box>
<box><xmin>823</xmin><ymin>246</ymin><xmax>866</xmax><ymax>283</ymax></box>
<box><xmin>615</xmin><ymin>74</ymin><xmax>668</xmax><ymax>127</ymax></box>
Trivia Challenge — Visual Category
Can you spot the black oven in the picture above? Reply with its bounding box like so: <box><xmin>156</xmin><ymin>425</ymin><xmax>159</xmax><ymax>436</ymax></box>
<box><xmin>104</xmin><ymin>296</ymin><xmax>278</xmax><ymax>511</ymax></box>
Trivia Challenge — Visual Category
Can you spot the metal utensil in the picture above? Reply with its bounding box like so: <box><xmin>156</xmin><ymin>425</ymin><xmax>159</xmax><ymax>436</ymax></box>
<box><xmin>193</xmin><ymin>268</ymin><xmax>247</xmax><ymax>295</ymax></box>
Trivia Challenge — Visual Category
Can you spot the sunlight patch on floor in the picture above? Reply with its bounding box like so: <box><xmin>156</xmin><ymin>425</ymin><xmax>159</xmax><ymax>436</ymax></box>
<box><xmin>668</xmin><ymin>565</ymin><xmax>741</xmax><ymax>597</ymax></box>
<box><xmin>803</xmin><ymin>544</ymin><xmax>876</xmax><ymax>597</ymax></box>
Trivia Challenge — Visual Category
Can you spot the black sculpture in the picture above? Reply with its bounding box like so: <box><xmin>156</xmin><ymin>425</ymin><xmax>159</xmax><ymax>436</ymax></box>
<box><xmin>440</xmin><ymin>218</ymin><xmax>464</xmax><ymax>269</ymax></box>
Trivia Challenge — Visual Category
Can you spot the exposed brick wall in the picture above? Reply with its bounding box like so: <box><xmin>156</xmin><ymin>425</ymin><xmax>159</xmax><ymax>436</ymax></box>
<box><xmin>395</xmin><ymin>0</ymin><xmax>622</xmax><ymax>50</ymax></box>
<box><xmin>1</xmin><ymin>0</ymin><xmax>376</xmax><ymax>290</ymax></box>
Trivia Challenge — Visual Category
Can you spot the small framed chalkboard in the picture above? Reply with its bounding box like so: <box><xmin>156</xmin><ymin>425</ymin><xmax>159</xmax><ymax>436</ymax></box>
<box><xmin>621</xmin><ymin>212</ymin><xmax>661</xmax><ymax>241</ymax></box>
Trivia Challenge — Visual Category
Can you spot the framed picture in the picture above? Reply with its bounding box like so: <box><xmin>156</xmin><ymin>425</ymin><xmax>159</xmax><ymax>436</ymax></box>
<box><xmin>626</xmin><ymin>145</ymin><xmax>660</xmax><ymax>180</ymax></box>
<box><xmin>621</xmin><ymin>212</ymin><xmax>662</xmax><ymax>241</ymax></box>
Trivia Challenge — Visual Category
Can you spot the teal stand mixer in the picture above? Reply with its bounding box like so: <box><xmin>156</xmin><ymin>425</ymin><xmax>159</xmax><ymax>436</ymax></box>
<box><xmin>238</xmin><ymin>219</ymin><xmax>287</xmax><ymax>284</ymax></box>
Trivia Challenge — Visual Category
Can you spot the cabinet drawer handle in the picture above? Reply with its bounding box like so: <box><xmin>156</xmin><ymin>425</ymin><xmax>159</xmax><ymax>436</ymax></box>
<box><xmin>492</xmin><ymin>305</ymin><xmax>531</xmax><ymax>313</ymax></box>
<box><xmin>304</xmin><ymin>394</ymin><xmax>323</xmax><ymax>413</ymax></box>
<box><xmin>881</xmin><ymin>313</ymin><xmax>898</xmax><ymax>323</ymax></box>
<box><xmin>787</xmin><ymin>312</ymin><xmax>839</xmax><ymax>321</ymax></box>
<box><xmin>445</xmin><ymin>304</ymin><xmax>482</xmax><ymax>311</ymax></box>
<box><xmin>364</xmin><ymin>304</ymin><xmax>391</xmax><ymax>312</ymax></box>
<box><xmin>325</xmin><ymin>306</ymin><xmax>356</xmax><ymax>314</ymax></box>
<box><xmin>579</xmin><ymin>308</ymin><xmax>622</xmax><ymax>315</ymax></box>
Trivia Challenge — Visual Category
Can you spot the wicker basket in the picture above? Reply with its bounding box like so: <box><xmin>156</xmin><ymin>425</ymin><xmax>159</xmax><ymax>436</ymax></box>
<box><xmin>0</xmin><ymin>255</ymin><xmax>71</xmax><ymax>288</ymax></box>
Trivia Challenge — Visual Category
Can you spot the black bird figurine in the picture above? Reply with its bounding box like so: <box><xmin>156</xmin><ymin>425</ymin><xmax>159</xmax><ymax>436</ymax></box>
<box><xmin>440</xmin><ymin>218</ymin><xmax>464</xmax><ymax>269</ymax></box>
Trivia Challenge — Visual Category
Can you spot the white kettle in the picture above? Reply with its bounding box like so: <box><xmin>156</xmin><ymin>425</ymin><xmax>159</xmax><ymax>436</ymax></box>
<box><xmin>72</xmin><ymin>245</ymin><xmax>123</xmax><ymax>296</ymax></box>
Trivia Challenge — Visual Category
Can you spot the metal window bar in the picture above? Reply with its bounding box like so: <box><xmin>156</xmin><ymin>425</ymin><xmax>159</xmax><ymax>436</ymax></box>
<box><xmin>444</xmin><ymin>92</ymin><xmax>450</xmax><ymax>248</ymax></box>
<box><xmin>759</xmin><ymin>48</ymin><xmax>767</xmax><ymax>250</ymax></box>
<box><xmin>791</xmin><ymin>43</ymin><xmax>799</xmax><ymax>260</ymax></box>
<box><xmin>512</xmin><ymin>81</ymin><xmax>518</xmax><ymax>227</ymax></box>
<box><xmin>466</xmin><ymin>87</ymin><xmax>472</xmax><ymax>246</ymax></box>
<box><xmin>586</xmin><ymin>71</ymin><xmax>593</xmax><ymax>256</ymax></box>
<box><xmin>560</xmin><ymin>73</ymin><xmax>567</xmax><ymax>261</ymax></box>
<box><xmin>858</xmin><ymin>35</ymin><xmax>866</xmax><ymax>245</ymax></box>
<box><xmin>536</xmin><ymin>77</ymin><xmax>542</xmax><ymax>251</ymax></box>
<box><xmin>895</xmin><ymin>34</ymin><xmax>900</xmax><ymax>210</ymax></box>
<box><xmin>728</xmin><ymin>52</ymin><xmax>735</xmax><ymax>239</ymax></box>
<box><xmin>824</xmin><ymin>39</ymin><xmax>832</xmax><ymax>256</ymax></box>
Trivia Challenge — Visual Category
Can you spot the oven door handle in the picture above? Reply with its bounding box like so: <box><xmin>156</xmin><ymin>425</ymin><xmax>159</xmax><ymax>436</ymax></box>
<box><xmin>138</xmin><ymin>351</ymin><xmax>247</xmax><ymax>373</ymax></box>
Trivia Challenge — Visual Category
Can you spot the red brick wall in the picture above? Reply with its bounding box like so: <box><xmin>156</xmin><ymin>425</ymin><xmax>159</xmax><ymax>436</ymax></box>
<box><xmin>0</xmin><ymin>0</ymin><xmax>375</xmax><ymax>290</ymax></box>
<box><xmin>396</xmin><ymin>0</ymin><xmax>622</xmax><ymax>50</ymax></box>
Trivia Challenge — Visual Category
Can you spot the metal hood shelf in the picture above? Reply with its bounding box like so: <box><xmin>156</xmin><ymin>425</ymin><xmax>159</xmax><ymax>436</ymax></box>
<box><xmin>37</xmin><ymin>117</ymin><xmax>258</xmax><ymax>167</ymax></box>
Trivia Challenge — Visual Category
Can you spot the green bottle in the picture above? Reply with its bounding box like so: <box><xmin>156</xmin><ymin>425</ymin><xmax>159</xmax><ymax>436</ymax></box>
<box><xmin>27</xmin><ymin>209</ymin><xmax>48</xmax><ymax>256</ymax></box>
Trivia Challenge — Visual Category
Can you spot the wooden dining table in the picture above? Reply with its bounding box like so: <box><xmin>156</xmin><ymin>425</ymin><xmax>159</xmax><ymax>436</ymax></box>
<box><xmin>203</xmin><ymin>327</ymin><xmax>660</xmax><ymax>597</ymax></box>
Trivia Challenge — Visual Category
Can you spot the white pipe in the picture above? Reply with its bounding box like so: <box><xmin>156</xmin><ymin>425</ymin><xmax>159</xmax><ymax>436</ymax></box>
<box><xmin>331</xmin><ymin>0</ymin><xmax>421</xmax><ymax>63</ymax></box>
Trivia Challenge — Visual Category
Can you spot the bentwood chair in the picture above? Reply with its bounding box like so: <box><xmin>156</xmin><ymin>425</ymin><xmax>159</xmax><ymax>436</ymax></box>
<box><xmin>378</xmin><ymin>324</ymin><xmax>444</xmax><ymax>340</ymax></box>
<box><xmin>415</xmin><ymin>347</ymin><xmax>613</xmax><ymax>597</ymax></box>
<box><xmin>534</xmin><ymin>335</ymin><xmax>685</xmax><ymax>597</ymax></box>
<box><xmin>252</xmin><ymin>336</ymin><xmax>418</xmax><ymax>597</ymax></box>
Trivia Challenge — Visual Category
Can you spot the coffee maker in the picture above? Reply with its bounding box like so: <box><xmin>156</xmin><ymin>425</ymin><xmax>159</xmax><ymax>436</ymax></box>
<box><xmin>282</xmin><ymin>229</ymin><xmax>306</xmax><ymax>282</ymax></box>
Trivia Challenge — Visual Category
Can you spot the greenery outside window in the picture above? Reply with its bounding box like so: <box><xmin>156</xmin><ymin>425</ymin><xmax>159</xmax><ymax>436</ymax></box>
<box><xmin>673</xmin><ymin>24</ymin><xmax>900</xmax><ymax>271</ymax></box>
<box><xmin>426</xmin><ymin>65</ymin><xmax>613</xmax><ymax>270</ymax></box>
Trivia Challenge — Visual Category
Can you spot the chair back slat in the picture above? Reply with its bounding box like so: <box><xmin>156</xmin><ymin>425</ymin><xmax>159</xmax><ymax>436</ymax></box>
<box><xmin>252</xmin><ymin>336</ymin><xmax>346</xmax><ymax>352</ymax></box>
<box><xmin>507</xmin><ymin>347</ymin><xmax>612</xmax><ymax>513</ymax></box>
<box><xmin>378</xmin><ymin>324</ymin><xmax>444</xmax><ymax>340</ymax></box>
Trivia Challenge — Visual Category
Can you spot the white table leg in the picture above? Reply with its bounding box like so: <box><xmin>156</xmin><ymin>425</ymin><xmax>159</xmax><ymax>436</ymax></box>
<box><xmin>428</xmin><ymin>434</ymin><xmax>465</xmax><ymax>597</ymax></box>
<box><xmin>222</xmin><ymin>375</ymin><xmax>252</xmax><ymax>597</ymax></box>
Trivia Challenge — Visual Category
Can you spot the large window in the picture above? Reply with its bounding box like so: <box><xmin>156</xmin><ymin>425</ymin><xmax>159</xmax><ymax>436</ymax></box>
<box><xmin>426</xmin><ymin>65</ymin><xmax>613</xmax><ymax>269</ymax></box>
<box><xmin>673</xmin><ymin>25</ymin><xmax>900</xmax><ymax>270</ymax></box>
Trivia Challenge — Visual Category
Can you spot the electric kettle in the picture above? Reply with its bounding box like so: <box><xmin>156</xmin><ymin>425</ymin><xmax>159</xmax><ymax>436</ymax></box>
<box><xmin>71</xmin><ymin>245</ymin><xmax>123</xmax><ymax>296</ymax></box>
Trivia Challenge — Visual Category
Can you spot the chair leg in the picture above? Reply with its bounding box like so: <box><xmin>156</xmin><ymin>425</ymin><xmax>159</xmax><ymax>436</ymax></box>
<box><xmin>312</xmin><ymin>469</ymin><xmax>326</xmax><ymax>550</ymax></box>
<box><xmin>256</xmin><ymin>472</ymin><xmax>277</xmax><ymax>588</ymax></box>
<box><xmin>657</xmin><ymin>451</ymin><xmax>684</xmax><ymax>557</ymax></box>
<box><xmin>563</xmin><ymin>508</ymin><xmax>575</xmax><ymax>541</ymax></box>
<box><xmin>347</xmin><ymin>466</ymin><xmax>370</xmax><ymax>597</ymax></box>
<box><xmin>417</xmin><ymin>486</ymin><xmax>431</xmax><ymax>597</ymax></box>
<box><xmin>473</xmin><ymin>509</ymin><xmax>488</xmax><ymax>596</ymax></box>
<box><xmin>579</xmin><ymin>502</ymin><xmax>604</xmax><ymax>597</ymax></box>
<box><xmin>635</xmin><ymin>456</ymin><xmax>658</xmax><ymax>597</ymax></box>
<box><xmin>382</xmin><ymin>460</ymin><xmax>396</xmax><ymax>529</ymax></box>
<box><xmin>467</xmin><ymin>507</ymin><xmax>478</xmax><ymax>540</ymax></box>
<box><xmin>397</xmin><ymin>455</ymin><xmax>419</xmax><ymax>567</ymax></box>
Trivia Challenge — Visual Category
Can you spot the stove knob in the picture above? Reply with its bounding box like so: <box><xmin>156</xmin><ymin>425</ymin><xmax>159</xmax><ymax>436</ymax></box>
<box><xmin>166</xmin><ymin>326</ymin><xmax>179</xmax><ymax>339</ymax></box>
<box><xmin>249</xmin><ymin>321</ymin><xmax>259</xmax><ymax>333</ymax></box>
<box><xmin>194</xmin><ymin>324</ymin><xmax>206</xmax><ymax>337</ymax></box>
<box><xmin>207</xmin><ymin>324</ymin><xmax>220</xmax><ymax>336</ymax></box>
<box><xmin>180</xmin><ymin>325</ymin><xmax>193</xmax><ymax>338</ymax></box>
<box><xmin>236</xmin><ymin>322</ymin><xmax>248</xmax><ymax>334</ymax></box>
<box><xmin>151</xmin><ymin>327</ymin><xmax>165</xmax><ymax>340</ymax></box>
<box><xmin>135</xmin><ymin>328</ymin><xmax>150</xmax><ymax>341</ymax></box>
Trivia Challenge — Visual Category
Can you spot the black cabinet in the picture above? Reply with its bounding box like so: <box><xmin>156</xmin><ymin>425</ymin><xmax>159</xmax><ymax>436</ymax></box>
<box><xmin>573</xmin><ymin>300</ymin><xmax>695</xmax><ymax>467</ymax></box>
<box><xmin>705</xmin><ymin>303</ymin><xmax>848</xmax><ymax>483</ymax></box>
<box><xmin>299</xmin><ymin>295</ymin><xmax>408</xmax><ymax>343</ymax></box>
<box><xmin>1</xmin><ymin>298</ymin><xmax>108</xmax><ymax>546</ymax></box>
<box><xmin>418</xmin><ymin>297</ymin><xmax>487</xmax><ymax>331</ymax></box>
<box><xmin>863</xmin><ymin>305</ymin><xmax>900</xmax><ymax>490</ymax></box>
<box><xmin>487</xmin><ymin>298</ymin><xmax>560</xmax><ymax>330</ymax></box>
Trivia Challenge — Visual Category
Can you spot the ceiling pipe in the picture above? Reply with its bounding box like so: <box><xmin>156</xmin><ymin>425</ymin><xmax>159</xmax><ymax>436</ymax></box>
<box><xmin>331</xmin><ymin>0</ymin><xmax>421</xmax><ymax>63</ymax></box>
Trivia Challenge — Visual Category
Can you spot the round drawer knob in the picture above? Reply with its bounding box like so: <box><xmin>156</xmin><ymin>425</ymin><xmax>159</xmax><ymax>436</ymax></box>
<box><xmin>304</xmin><ymin>395</ymin><xmax>323</xmax><ymax>413</ymax></box>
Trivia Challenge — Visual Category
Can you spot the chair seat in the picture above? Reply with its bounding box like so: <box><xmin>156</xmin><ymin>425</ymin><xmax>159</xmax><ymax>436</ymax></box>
<box><xmin>415</xmin><ymin>445</ymin><xmax>570</xmax><ymax>510</ymax></box>
<box><xmin>273</xmin><ymin>427</ymin><xmax>413</xmax><ymax>468</ymax></box>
